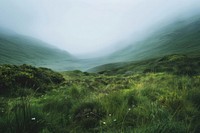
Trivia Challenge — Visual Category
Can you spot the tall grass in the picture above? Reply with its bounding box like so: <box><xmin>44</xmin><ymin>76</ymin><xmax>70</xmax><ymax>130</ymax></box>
<box><xmin>1</xmin><ymin>70</ymin><xmax>200</xmax><ymax>132</ymax></box>
<box><xmin>0</xmin><ymin>97</ymin><xmax>45</xmax><ymax>133</ymax></box>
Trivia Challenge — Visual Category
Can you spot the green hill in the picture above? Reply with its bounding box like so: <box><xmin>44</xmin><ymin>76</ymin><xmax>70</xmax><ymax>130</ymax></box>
<box><xmin>0</xmin><ymin>29</ymin><xmax>77</xmax><ymax>70</ymax></box>
<box><xmin>88</xmin><ymin>54</ymin><xmax>200</xmax><ymax>76</ymax></box>
<box><xmin>88</xmin><ymin>16</ymin><xmax>200</xmax><ymax>73</ymax></box>
<box><xmin>106</xmin><ymin>16</ymin><xmax>200</xmax><ymax>62</ymax></box>
<box><xmin>0</xmin><ymin>28</ymin><xmax>114</xmax><ymax>71</ymax></box>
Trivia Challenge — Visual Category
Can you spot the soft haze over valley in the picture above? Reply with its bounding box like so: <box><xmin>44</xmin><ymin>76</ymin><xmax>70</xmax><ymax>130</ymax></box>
<box><xmin>1</xmin><ymin>0</ymin><xmax>200</xmax><ymax>71</ymax></box>
<box><xmin>1</xmin><ymin>1</ymin><xmax>200</xmax><ymax>133</ymax></box>
<box><xmin>0</xmin><ymin>0</ymin><xmax>200</xmax><ymax>57</ymax></box>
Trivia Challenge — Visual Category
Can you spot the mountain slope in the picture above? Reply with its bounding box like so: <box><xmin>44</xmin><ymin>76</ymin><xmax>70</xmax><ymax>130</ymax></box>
<box><xmin>0</xmin><ymin>29</ymin><xmax>77</xmax><ymax>70</ymax></box>
<box><xmin>107</xmin><ymin>16</ymin><xmax>200</xmax><ymax>62</ymax></box>
<box><xmin>88</xmin><ymin>16</ymin><xmax>200</xmax><ymax>73</ymax></box>
<box><xmin>88</xmin><ymin>54</ymin><xmax>200</xmax><ymax>76</ymax></box>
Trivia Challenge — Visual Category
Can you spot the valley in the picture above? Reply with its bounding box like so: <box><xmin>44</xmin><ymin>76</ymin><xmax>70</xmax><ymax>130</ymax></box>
<box><xmin>0</xmin><ymin>10</ymin><xmax>200</xmax><ymax>133</ymax></box>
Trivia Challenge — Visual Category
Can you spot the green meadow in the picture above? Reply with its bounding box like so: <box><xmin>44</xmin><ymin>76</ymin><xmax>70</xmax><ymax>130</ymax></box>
<box><xmin>0</xmin><ymin>53</ymin><xmax>199</xmax><ymax>133</ymax></box>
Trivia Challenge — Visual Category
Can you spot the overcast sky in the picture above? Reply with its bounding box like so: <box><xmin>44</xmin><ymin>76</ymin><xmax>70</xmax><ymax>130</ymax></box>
<box><xmin>0</xmin><ymin>0</ymin><xmax>200</xmax><ymax>56</ymax></box>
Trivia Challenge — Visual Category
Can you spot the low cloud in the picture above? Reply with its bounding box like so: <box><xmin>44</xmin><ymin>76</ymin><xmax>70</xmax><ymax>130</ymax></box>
<box><xmin>0</xmin><ymin>0</ymin><xmax>200</xmax><ymax>57</ymax></box>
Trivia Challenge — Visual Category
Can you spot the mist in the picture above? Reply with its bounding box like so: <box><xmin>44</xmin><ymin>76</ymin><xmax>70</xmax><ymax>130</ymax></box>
<box><xmin>0</xmin><ymin>0</ymin><xmax>200</xmax><ymax>57</ymax></box>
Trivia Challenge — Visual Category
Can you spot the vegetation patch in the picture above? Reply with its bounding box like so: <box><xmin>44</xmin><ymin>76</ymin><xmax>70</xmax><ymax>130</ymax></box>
<box><xmin>0</xmin><ymin>64</ymin><xmax>64</xmax><ymax>96</ymax></box>
<box><xmin>0</xmin><ymin>54</ymin><xmax>200</xmax><ymax>132</ymax></box>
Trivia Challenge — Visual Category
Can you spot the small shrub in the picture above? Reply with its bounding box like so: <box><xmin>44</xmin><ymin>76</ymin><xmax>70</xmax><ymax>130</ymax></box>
<box><xmin>72</xmin><ymin>101</ymin><xmax>105</xmax><ymax>129</ymax></box>
<box><xmin>125</xmin><ymin>91</ymin><xmax>138</xmax><ymax>107</ymax></box>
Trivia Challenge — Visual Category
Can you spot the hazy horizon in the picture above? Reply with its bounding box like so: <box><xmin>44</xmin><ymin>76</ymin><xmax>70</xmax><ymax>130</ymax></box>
<box><xmin>0</xmin><ymin>0</ymin><xmax>200</xmax><ymax>57</ymax></box>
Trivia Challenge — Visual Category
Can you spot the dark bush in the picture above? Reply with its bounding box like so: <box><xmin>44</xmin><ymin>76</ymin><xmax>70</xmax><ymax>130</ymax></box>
<box><xmin>125</xmin><ymin>91</ymin><xmax>138</xmax><ymax>107</ymax></box>
<box><xmin>72</xmin><ymin>101</ymin><xmax>105</xmax><ymax>129</ymax></box>
<box><xmin>0</xmin><ymin>64</ymin><xmax>64</xmax><ymax>95</ymax></box>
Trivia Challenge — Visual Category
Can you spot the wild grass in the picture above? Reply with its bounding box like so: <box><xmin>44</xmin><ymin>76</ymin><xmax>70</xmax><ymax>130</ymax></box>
<box><xmin>0</xmin><ymin>61</ymin><xmax>200</xmax><ymax>132</ymax></box>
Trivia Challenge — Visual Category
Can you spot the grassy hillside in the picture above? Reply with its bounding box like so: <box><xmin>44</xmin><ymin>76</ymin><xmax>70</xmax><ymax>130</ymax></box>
<box><xmin>106</xmin><ymin>16</ymin><xmax>200</xmax><ymax>62</ymax></box>
<box><xmin>88</xmin><ymin>16</ymin><xmax>200</xmax><ymax>74</ymax></box>
<box><xmin>88</xmin><ymin>54</ymin><xmax>200</xmax><ymax>76</ymax></box>
<box><xmin>0</xmin><ymin>30</ymin><xmax>78</xmax><ymax>70</ymax></box>
<box><xmin>0</xmin><ymin>29</ymin><xmax>118</xmax><ymax>71</ymax></box>
<box><xmin>2</xmin><ymin>16</ymin><xmax>200</xmax><ymax>72</ymax></box>
<box><xmin>0</xmin><ymin>62</ymin><xmax>200</xmax><ymax>133</ymax></box>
